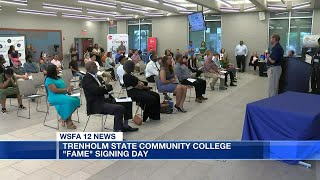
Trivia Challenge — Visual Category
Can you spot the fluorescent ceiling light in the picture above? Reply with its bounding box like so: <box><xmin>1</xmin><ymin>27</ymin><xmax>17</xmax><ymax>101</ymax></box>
<box><xmin>220</xmin><ymin>7</ymin><xmax>240</xmax><ymax>12</ymax></box>
<box><xmin>87</xmin><ymin>9</ymin><xmax>116</xmax><ymax>17</ymax></box>
<box><xmin>163</xmin><ymin>0</ymin><xmax>187</xmax><ymax>10</ymax></box>
<box><xmin>121</xmin><ymin>6</ymin><xmax>149</xmax><ymax>14</ymax></box>
<box><xmin>147</xmin><ymin>0</ymin><xmax>159</xmax><ymax>3</ymax></box>
<box><xmin>203</xmin><ymin>9</ymin><xmax>211</xmax><ymax>14</ymax></box>
<box><xmin>62</xmin><ymin>13</ymin><xmax>92</xmax><ymax>19</ymax></box>
<box><xmin>268</xmin><ymin>4</ymin><xmax>286</xmax><ymax>10</ymax></box>
<box><xmin>43</xmin><ymin>3</ymin><xmax>82</xmax><ymax>13</ymax></box>
<box><xmin>292</xmin><ymin>2</ymin><xmax>311</xmax><ymax>10</ymax></box>
<box><xmin>244</xmin><ymin>5</ymin><xmax>256</xmax><ymax>12</ymax></box>
<box><xmin>0</xmin><ymin>0</ymin><xmax>27</xmax><ymax>6</ymax></box>
<box><xmin>17</xmin><ymin>8</ymin><xmax>57</xmax><ymax>16</ymax></box>
<box><xmin>179</xmin><ymin>10</ymin><xmax>196</xmax><ymax>14</ymax></box>
<box><xmin>115</xmin><ymin>15</ymin><xmax>133</xmax><ymax>19</ymax></box>
<box><xmin>89</xmin><ymin>17</ymin><xmax>108</xmax><ymax>21</ymax></box>
<box><xmin>215</xmin><ymin>0</ymin><xmax>232</xmax><ymax>8</ymax></box>
<box><xmin>77</xmin><ymin>0</ymin><xmax>116</xmax><ymax>8</ymax></box>
<box><xmin>167</xmin><ymin>13</ymin><xmax>172</xmax><ymax>16</ymax></box>
<box><xmin>144</xmin><ymin>13</ymin><xmax>163</xmax><ymax>17</ymax></box>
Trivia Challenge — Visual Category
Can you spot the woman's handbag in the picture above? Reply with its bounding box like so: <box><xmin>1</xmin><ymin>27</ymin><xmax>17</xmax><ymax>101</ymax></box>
<box><xmin>133</xmin><ymin>114</ymin><xmax>143</xmax><ymax>125</ymax></box>
<box><xmin>160</xmin><ymin>100</ymin><xmax>173</xmax><ymax>114</ymax></box>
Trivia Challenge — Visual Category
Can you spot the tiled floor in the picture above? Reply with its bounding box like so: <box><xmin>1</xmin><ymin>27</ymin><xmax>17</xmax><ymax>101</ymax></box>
<box><xmin>0</xmin><ymin>73</ymin><xmax>318</xmax><ymax>180</ymax></box>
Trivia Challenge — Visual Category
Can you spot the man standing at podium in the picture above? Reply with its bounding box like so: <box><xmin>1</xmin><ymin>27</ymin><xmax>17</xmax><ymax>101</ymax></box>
<box><xmin>311</xmin><ymin>38</ymin><xmax>320</xmax><ymax>94</ymax></box>
<box><xmin>267</xmin><ymin>34</ymin><xmax>284</xmax><ymax>97</ymax></box>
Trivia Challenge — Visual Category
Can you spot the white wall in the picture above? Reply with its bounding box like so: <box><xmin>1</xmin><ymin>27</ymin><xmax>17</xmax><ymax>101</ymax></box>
<box><xmin>221</xmin><ymin>12</ymin><xmax>269</xmax><ymax>67</ymax></box>
<box><xmin>0</xmin><ymin>6</ymin><xmax>105</xmax><ymax>61</ymax></box>
<box><xmin>152</xmin><ymin>16</ymin><xmax>189</xmax><ymax>55</ymax></box>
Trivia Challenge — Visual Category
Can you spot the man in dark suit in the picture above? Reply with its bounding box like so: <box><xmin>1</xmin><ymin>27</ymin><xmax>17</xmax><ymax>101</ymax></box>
<box><xmin>82</xmin><ymin>61</ymin><xmax>138</xmax><ymax>132</ymax></box>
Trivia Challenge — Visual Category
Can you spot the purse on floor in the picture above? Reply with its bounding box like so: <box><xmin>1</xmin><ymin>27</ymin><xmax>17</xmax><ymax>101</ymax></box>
<box><xmin>133</xmin><ymin>114</ymin><xmax>143</xmax><ymax>125</ymax></box>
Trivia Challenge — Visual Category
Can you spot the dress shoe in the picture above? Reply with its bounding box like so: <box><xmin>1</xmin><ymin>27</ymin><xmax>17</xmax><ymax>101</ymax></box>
<box><xmin>122</xmin><ymin>126</ymin><xmax>139</xmax><ymax>132</ymax></box>
<box><xmin>224</xmin><ymin>83</ymin><xmax>229</xmax><ymax>87</ymax></box>
<box><xmin>219</xmin><ymin>87</ymin><xmax>227</xmax><ymax>90</ymax></box>
<box><xmin>195</xmin><ymin>98</ymin><xmax>203</xmax><ymax>103</ymax></box>
<box><xmin>232</xmin><ymin>80</ymin><xmax>237</xmax><ymax>83</ymax></box>
<box><xmin>230</xmin><ymin>83</ymin><xmax>237</xmax><ymax>86</ymax></box>
<box><xmin>200</xmin><ymin>96</ymin><xmax>208</xmax><ymax>100</ymax></box>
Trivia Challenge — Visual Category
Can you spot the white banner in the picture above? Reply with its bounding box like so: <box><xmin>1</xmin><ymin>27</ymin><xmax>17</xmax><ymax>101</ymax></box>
<box><xmin>0</xmin><ymin>36</ymin><xmax>26</xmax><ymax>66</ymax></box>
<box><xmin>303</xmin><ymin>35</ymin><xmax>320</xmax><ymax>48</ymax></box>
<box><xmin>107</xmin><ymin>34</ymin><xmax>128</xmax><ymax>56</ymax></box>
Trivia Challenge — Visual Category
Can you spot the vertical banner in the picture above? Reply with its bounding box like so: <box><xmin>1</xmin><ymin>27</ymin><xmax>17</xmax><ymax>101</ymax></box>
<box><xmin>0</xmin><ymin>36</ymin><xmax>26</xmax><ymax>66</ymax></box>
<box><xmin>147</xmin><ymin>37</ymin><xmax>157</xmax><ymax>53</ymax></box>
<box><xmin>107</xmin><ymin>34</ymin><xmax>128</xmax><ymax>57</ymax></box>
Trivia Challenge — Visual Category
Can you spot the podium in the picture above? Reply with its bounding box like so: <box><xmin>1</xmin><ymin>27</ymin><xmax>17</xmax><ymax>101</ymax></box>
<box><xmin>279</xmin><ymin>57</ymin><xmax>312</xmax><ymax>94</ymax></box>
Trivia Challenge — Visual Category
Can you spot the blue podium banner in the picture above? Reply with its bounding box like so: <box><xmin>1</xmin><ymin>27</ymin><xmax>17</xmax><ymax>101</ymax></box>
<box><xmin>0</xmin><ymin>141</ymin><xmax>319</xmax><ymax>160</ymax></box>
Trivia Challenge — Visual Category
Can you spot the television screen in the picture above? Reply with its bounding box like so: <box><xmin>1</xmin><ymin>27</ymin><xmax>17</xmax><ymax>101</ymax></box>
<box><xmin>188</xmin><ymin>12</ymin><xmax>206</xmax><ymax>32</ymax></box>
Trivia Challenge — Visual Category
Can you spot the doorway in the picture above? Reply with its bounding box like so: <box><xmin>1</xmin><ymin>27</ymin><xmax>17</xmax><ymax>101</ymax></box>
<box><xmin>74</xmin><ymin>38</ymin><xmax>94</xmax><ymax>64</ymax></box>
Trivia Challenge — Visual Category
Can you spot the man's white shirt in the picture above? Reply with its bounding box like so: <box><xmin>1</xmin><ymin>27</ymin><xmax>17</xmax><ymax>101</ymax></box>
<box><xmin>235</xmin><ymin>44</ymin><xmax>248</xmax><ymax>56</ymax></box>
<box><xmin>145</xmin><ymin>61</ymin><xmax>160</xmax><ymax>78</ymax></box>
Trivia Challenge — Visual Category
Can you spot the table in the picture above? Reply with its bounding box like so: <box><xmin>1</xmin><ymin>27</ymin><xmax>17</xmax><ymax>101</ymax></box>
<box><xmin>242</xmin><ymin>92</ymin><xmax>320</xmax><ymax>165</ymax></box>
<box><xmin>257</xmin><ymin>61</ymin><xmax>267</xmax><ymax>77</ymax></box>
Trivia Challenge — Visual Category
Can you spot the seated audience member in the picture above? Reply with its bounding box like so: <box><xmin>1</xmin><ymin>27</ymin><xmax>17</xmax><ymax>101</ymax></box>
<box><xmin>131</xmin><ymin>49</ymin><xmax>145</xmax><ymax>75</ymax></box>
<box><xmin>0</xmin><ymin>57</ymin><xmax>6</xmax><ymax>74</ymax></box>
<box><xmin>23</xmin><ymin>55</ymin><xmax>39</xmax><ymax>74</ymax></box>
<box><xmin>84</xmin><ymin>52</ymin><xmax>91</xmax><ymax>64</ymax></box>
<box><xmin>92</xmin><ymin>44</ymin><xmax>102</xmax><ymax>66</ymax></box>
<box><xmin>81</xmin><ymin>61</ymin><xmax>138</xmax><ymax>132</ymax></box>
<box><xmin>51</xmin><ymin>54</ymin><xmax>62</xmax><ymax>70</ymax></box>
<box><xmin>115</xmin><ymin>50</ymin><xmax>123</xmax><ymax>64</ymax></box>
<box><xmin>8</xmin><ymin>45</ymin><xmax>19</xmax><ymax>67</ymax></box>
<box><xmin>104</xmin><ymin>52</ymin><xmax>116</xmax><ymax>81</ymax></box>
<box><xmin>220</xmin><ymin>48</ymin><xmax>237</xmax><ymax>78</ymax></box>
<box><xmin>165</xmin><ymin>49</ymin><xmax>176</xmax><ymax>66</ymax></box>
<box><xmin>69</xmin><ymin>54</ymin><xmax>84</xmax><ymax>81</ymax></box>
<box><xmin>249</xmin><ymin>52</ymin><xmax>259</xmax><ymax>71</ymax></box>
<box><xmin>128</xmin><ymin>49</ymin><xmax>133</xmax><ymax>59</ymax></box>
<box><xmin>91</xmin><ymin>54</ymin><xmax>111</xmax><ymax>84</ymax></box>
<box><xmin>145</xmin><ymin>54</ymin><xmax>160</xmax><ymax>82</ymax></box>
<box><xmin>176</xmin><ymin>49</ymin><xmax>182</xmax><ymax>57</ymax></box>
<box><xmin>288</xmin><ymin>50</ymin><xmax>295</xmax><ymax>58</ymax></box>
<box><xmin>40</xmin><ymin>54</ymin><xmax>51</xmax><ymax>75</ymax></box>
<box><xmin>117</xmin><ymin>55</ymin><xmax>127</xmax><ymax>85</ymax></box>
<box><xmin>0</xmin><ymin>68</ymin><xmax>26</xmax><ymax>113</ymax></box>
<box><xmin>123</xmin><ymin>60</ymin><xmax>160</xmax><ymax>122</ymax></box>
<box><xmin>159</xmin><ymin>56</ymin><xmax>187</xmax><ymax>112</ymax></box>
<box><xmin>101</xmin><ymin>51</ymin><xmax>107</xmax><ymax>64</ymax></box>
<box><xmin>174</xmin><ymin>54</ymin><xmax>207</xmax><ymax>103</ymax></box>
<box><xmin>45</xmin><ymin>64</ymin><xmax>80</xmax><ymax>129</ymax></box>
<box><xmin>213</xmin><ymin>53</ymin><xmax>236</xmax><ymax>87</ymax></box>
<box><xmin>203</xmin><ymin>52</ymin><xmax>227</xmax><ymax>91</ymax></box>
<box><xmin>39</xmin><ymin>51</ymin><xmax>45</xmax><ymax>64</ymax></box>
<box><xmin>12</xmin><ymin>60</ymin><xmax>29</xmax><ymax>80</ymax></box>
<box><xmin>188</xmin><ymin>55</ymin><xmax>202</xmax><ymax>77</ymax></box>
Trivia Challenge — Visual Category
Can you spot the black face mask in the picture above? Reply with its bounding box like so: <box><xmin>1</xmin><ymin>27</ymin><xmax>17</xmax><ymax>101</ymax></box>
<box><xmin>27</xmin><ymin>59</ymin><xmax>32</xmax><ymax>62</ymax></box>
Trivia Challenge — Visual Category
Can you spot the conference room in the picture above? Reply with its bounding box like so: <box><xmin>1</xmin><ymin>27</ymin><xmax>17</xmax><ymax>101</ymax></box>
<box><xmin>0</xmin><ymin>0</ymin><xmax>319</xmax><ymax>179</ymax></box>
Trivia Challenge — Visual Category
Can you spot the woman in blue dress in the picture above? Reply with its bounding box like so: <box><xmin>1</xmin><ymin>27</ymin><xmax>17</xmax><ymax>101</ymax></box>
<box><xmin>159</xmin><ymin>56</ymin><xmax>187</xmax><ymax>113</ymax></box>
<box><xmin>45</xmin><ymin>64</ymin><xmax>80</xmax><ymax>129</ymax></box>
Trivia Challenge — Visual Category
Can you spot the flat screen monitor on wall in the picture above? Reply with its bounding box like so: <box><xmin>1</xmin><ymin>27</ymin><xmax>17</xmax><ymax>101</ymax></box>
<box><xmin>188</xmin><ymin>12</ymin><xmax>206</xmax><ymax>32</ymax></box>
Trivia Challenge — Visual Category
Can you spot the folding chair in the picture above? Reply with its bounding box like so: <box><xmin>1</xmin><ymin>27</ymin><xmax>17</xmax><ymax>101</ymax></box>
<box><xmin>83</xmin><ymin>114</ymin><xmax>111</xmax><ymax>132</ymax></box>
<box><xmin>154</xmin><ymin>76</ymin><xmax>172</xmax><ymax>99</ymax></box>
<box><xmin>61</xmin><ymin>69</ymin><xmax>83</xmax><ymax>105</ymax></box>
<box><xmin>43</xmin><ymin>86</ymin><xmax>80</xmax><ymax>130</ymax></box>
<box><xmin>16</xmin><ymin>79</ymin><xmax>46</xmax><ymax>119</ymax></box>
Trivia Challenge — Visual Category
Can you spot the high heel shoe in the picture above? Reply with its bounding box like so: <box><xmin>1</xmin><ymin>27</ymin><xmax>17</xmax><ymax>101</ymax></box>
<box><xmin>174</xmin><ymin>105</ymin><xmax>187</xmax><ymax>113</ymax></box>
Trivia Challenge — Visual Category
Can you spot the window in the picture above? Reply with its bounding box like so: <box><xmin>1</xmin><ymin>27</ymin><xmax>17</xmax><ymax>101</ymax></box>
<box><xmin>189</xmin><ymin>14</ymin><xmax>221</xmax><ymax>54</ymax></box>
<box><xmin>128</xmin><ymin>19</ymin><xmax>152</xmax><ymax>52</ymax></box>
<box><xmin>269</xmin><ymin>10</ymin><xmax>313</xmax><ymax>55</ymax></box>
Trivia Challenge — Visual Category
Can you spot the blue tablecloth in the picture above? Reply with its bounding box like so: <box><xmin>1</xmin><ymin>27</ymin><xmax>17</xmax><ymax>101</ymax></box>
<box><xmin>242</xmin><ymin>92</ymin><xmax>320</xmax><ymax>164</ymax></box>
